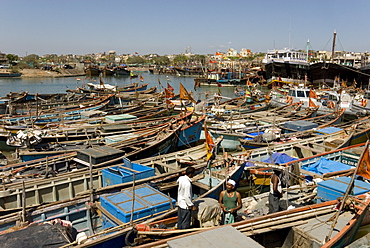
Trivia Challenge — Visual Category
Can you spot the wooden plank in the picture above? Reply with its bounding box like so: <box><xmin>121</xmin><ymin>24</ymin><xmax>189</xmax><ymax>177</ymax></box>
<box><xmin>300</xmin><ymin>169</ymin><xmax>323</xmax><ymax>179</ymax></box>
<box><xmin>192</xmin><ymin>181</ymin><xmax>211</xmax><ymax>191</ymax></box>
<box><xmin>242</xmin><ymin>220</ymin><xmax>309</xmax><ymax>236</ymax></box>
<box><xmin>95</xmin><ymin>202</ymin><xmax>124</xmax><ymax>225</ymax></box>
<box><xmin>152</xmin><ymin>161</ymin><xmax>178</xmax><ymax>170</ymax></box>
<box><xmin>294</xmin><ymin>144</ymin><xmax>324</xmax><ymax>154</ymax></box>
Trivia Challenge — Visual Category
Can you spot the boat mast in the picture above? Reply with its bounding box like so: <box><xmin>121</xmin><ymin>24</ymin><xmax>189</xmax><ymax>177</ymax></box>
<box><xmin>331</xmin><ymin>30</ymin><xmax>337</xmax><ymax>63</ymax></box>
<box><xmin>306</xmin><ymin>39</ymin><xmax>310</xmax><ymax>61</ymax></box>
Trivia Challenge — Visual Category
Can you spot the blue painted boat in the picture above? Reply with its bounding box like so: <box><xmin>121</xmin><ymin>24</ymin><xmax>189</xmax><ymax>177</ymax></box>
<box><xmin>1</xmin><ymin>94</ymin><xmax>112</xmax><ymax>124</ymax></box>
<box><xmin>177</xmin><ymin>115</ymin><xmax>205</xmax><ymax>148</ymax></box>
<box><xmin>0</xmin><ymin>72</ymin><xmax>22</xmax><ymax>77</ymax></box>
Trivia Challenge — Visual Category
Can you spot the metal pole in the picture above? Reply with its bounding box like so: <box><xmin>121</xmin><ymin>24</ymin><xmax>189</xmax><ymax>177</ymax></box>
<box><xmin>89</xmin><ymin>155</ymin><xmax>93</xmax><ymax>203</ymax></box>
<box><xmin>21</xmin><ymin>181</ymin><xmax>26</xmax><ymax>224</ymax></box>
<box><xmin>130</xmin><ymin>173</ymin><xmax>136</xmax><ymax>226</ymax></box>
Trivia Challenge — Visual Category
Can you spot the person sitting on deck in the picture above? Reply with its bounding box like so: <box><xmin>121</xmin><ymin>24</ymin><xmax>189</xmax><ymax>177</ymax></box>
<box><xmin>219</xmin><ymin>179</ymin><xmax>242</xmax><ymax>224</ymax></box>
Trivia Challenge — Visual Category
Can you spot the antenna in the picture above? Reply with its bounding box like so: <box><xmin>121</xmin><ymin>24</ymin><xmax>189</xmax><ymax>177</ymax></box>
<box><xmin>289</xmin><ymin>19</ymin><xmax>292</xmax><ymax>49</ymax></box>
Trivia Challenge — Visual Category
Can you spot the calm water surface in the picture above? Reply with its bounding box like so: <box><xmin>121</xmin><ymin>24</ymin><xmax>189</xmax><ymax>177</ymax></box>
<box><xmin>0</xmin><ymin>73</ymin><xmax>238</xmax><ymax>100</ymax></box>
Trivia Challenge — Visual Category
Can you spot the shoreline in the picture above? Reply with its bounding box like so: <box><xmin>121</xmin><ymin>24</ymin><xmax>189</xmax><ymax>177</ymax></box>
<box><xmin>19</xmin><ymin>68</ymin><xmax>86</xmax><ymax>78</ymax></box>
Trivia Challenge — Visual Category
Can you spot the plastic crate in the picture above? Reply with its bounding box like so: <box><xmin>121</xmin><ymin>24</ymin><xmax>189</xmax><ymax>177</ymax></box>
<box><xmin>102</xmin><ymin>163</ymin><xmax>155</xmax><ymax>187</ymax></box>
<box><xmin>105</xmin><ymin>114</ymin><xmax>137</xmax><ymax>123</ymax></box>
<box><xmin>100</xmin><ymin>184</ymin><xmax>175</xmax><ymax>223</ymax></box>
<box><xmin>101</xmin><ymin>213</ymin><xmax>118</xmax><ymax>230</ymax></box>
<box><xmin>317</xmin><ymin>176</ymin><xmax>370</xmax><ymax>203</ymax></box>
<box><xmin>284</xmin><ymin>120</ymin><xmax>318</xmax><ymax>132</ymax></box>
<box><xmin>76</xmin><ymin>146</ymin><xmax>124</xmax><ymax>165</ymax></box>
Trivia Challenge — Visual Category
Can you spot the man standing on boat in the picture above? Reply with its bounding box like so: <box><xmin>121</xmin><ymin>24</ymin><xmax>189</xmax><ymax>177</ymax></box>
<box><xmin>269</xmin><ymin>169</ymin><xmax>283</xmax><ymax>213</ymax></box>
<box><xmin>177</xmin><ymin>166</ymin><xmax>196</xmax><ymax>229</ymax></box>
<box><xmin>219</xmin><ymin>179</ymin><xmax>242</xmax><ymax>224</ymax></box>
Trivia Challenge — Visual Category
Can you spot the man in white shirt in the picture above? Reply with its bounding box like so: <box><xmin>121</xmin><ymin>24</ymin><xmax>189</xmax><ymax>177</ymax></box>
<box><xmin>177</xmin><ymin>166</ymin><xmax>196</xmax><ymax>229</ymax></box>
<box><xmin>269</xmin><ymin>169</ymin><xmax>283</xmax><ymax>213</ymax></box>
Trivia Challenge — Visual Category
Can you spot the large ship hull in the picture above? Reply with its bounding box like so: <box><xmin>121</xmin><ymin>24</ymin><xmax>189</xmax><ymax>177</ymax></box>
<box><xmin>310</xmin><ymin>62</ymin><xmax>370</xmax><ymax>87</ymax></box>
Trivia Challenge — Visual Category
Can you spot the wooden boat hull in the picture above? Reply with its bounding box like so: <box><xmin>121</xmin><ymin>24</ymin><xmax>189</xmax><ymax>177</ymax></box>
<box><xmin>177</xmin><ymin>115</ymin><xmax>205</xmax><ymax>148</ymax></box>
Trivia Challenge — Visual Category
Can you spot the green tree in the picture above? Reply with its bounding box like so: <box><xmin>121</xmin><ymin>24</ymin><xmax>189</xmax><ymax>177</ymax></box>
<box><xmin>173</xmin><ymin>54</ymin><xmax>188</xmax><ymax>64</ymax></box>
<box><xmin>23</xmin><ymin>54</ymin><xmax>40</xmax><ymax>63</ymax></box>
<box><xmin>126</xmin><ymin>56</ymin><xmax>146</xmax><ymax>65</ymax></box>
<box><xmin>23</xmin><ymin>54</ymin><xmax>40</xmax><ymax>68</ymax></box>
<box><xmin>152</xmin><ymin>56</ymin><xmax>170</xmax><ymax>65</ymax></box>
<box><xmin>6</xmin><ymin>54</ymin><xmax>19</xmax><ymax>64</ymax></box>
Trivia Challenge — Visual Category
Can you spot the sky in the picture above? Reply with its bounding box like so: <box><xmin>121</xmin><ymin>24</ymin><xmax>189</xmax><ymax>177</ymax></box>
<box><xmin>1</xmin><ymin>0</ymin><xmax>370</xmax><ymax>57</ymax></box>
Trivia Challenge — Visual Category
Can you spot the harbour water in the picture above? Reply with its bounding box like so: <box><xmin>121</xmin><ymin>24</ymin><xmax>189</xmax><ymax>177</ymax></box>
<box><xmin>0</xmin><ymin>73</ymin><xmax>237</xmax><ymax>99</ymax></box>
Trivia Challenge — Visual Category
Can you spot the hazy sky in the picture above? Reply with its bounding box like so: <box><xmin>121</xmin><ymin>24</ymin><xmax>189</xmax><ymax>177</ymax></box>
<box><xmin>1</xmin><ymin>0</ymin><xmax>369</xmax><ymax>56</ymax></box>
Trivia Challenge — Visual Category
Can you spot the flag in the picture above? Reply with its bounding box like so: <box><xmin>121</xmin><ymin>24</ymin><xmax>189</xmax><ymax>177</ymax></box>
<box><xmin>180</xmin><ymin>83</ymin><xmax>196</xmax><ymax>103</ymax></box>
<box><xmin>217</xmin><ymin>82</ymin><xmax>223</xmax><ymax>87</ymax></box>
<box><xmin>135</xmin><ymin>52</ymin><xmax>139</xmax><ymax>54</ymax></box>
<box><xmin>247</xmin><ymin>79</ymin><xmax>253</xmax><ymax>86</ymax></box>
<box><xmin>341</xmin><ymin>80</ymin><xmax>347</xmax><ymax>87</ymax></box>
<box><xmin>215</xmin><ymin>52</ymin><xmax>221</xmax><ymax>56</ymax></box>
<box><xmin>167</xmin><ymin>82</ymin><xmax>174</xmax><ymax>92</ymax></box>
<box><xmin>309</xmin><ymin>98</ymin><xmax>317</xmax><ymax>108</ymax></box>
<box><xmin>204</xmin><ymin>125</ymin><xmax>215</xmax><ymax>162</ymax></box>
<box><xmin>140</xmin><ymin>75</ymin><xmax>144</xmax><ymax>82</ymax></box>
<box><xmin>194</xmin><ymin>80</ymin><xmax>201</xmax><ymax>90</ymax></box>
<box><xmin>309</xmin><ymin>89</ymin><xmax>318</xmax><ymax>98</ymax></box>
<box><xmin>357</xmin><ymin>144</ymin><xmax>370</xmax><ymax>180</ymax></box>
<box><xmin>99</xmin><ymin>74</ymin><xmax>104</xmax><ymax>86</ymax></box>
<box><xmin>164</xmin><ymin>88</ymin><xmax>175</xmax><ymax>98</ymax></box>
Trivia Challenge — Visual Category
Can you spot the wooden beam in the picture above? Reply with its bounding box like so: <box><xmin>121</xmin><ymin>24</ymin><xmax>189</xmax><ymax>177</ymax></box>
<box><xmin>294</xmin><ymin>144</ymin><xmax>323</xmax><ymax>154</ymax></box>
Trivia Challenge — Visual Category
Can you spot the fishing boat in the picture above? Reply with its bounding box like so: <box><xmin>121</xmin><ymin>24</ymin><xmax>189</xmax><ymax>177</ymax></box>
<box><xmin>239</xmin><ymin>124</ymin><xmax>352</xmax><ymax>150</ymax></box>
<box><xmin>0</xmin><ymin>136</ymin><xmax>224</xmax><ymax>213</ymax></box>
<box><xmin>207</xmin><ymin>102</ymin><xmax>321</xmax><ymax>151</ymax></box>
<box><xmin>194</xmin><ymin>68</ymin><xmax>248</xmax><ymax>87</ymax></box>
<box><xmin>84</xmin><ymin>66</ymin><xmax>100</xmax><ymax>76</ymax></box>
<box><xmin>113</xmin><ymin>66</ymin><xmax>130</xmax><ymax>76</ymax></box>
<box><xmin>0</xmin><ymin>72</ymin><xmax>22</xmax><ymax>77</ymax></box>
<box><xmin>269</xmin><ymin>84</ymin><xmax>364</xmax><ymax>120</ymax></box>
<box><xmin>0</xmin><ymin>141</ymin><xmax>245</xmax><ymax>248</ymax></box>
<box><xmin>262</xmin><ymin>47</ymin><xmax>310</xmax><ymax>88</ymax></box>
<box><xmin>0</xmin><ymin>94</ymin><xmax>113</xmax><ymax>125</ymax></box>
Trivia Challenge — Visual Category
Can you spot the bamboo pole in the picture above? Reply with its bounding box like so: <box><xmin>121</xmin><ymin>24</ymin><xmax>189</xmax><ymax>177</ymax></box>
<box><xmin>324</xmin><ymin>140</ymin><xmax>369</xmax><ymax>243</ymax></box>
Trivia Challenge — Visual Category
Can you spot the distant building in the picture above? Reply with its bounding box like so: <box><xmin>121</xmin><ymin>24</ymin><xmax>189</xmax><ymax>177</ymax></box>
<box><xmin>227</xmin><ymin>48</ymin><xmax>237</xmax><ymax>57</ymax></box>
<box><xmin>239</xmin><ymin>48</ymin><xmax>252</xmax><ymax>57</ymax></box>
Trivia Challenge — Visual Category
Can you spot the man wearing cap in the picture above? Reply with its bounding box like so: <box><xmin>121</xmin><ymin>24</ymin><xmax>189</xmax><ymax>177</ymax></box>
<box><xmin>219</xmin><ymin>179</ymin><xmax>242</xmax><ymax>224</ymax></box>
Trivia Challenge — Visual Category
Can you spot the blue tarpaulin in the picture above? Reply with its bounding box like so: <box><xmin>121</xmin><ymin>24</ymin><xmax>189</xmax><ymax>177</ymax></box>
<box><xmin>263</xmin><ymin>153</ymin><xmax>298</xmax><ymax>164</ymax></box>
<box><xmin>301</xmin><ymin>157</ymin><xmax>354</xmax><ymax>175</ymax></box>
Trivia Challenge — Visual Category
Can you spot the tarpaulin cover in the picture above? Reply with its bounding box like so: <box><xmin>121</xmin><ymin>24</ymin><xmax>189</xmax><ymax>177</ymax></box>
<box><xmin>263</xmin><ymin>153</ymin><xmax>298</xmax><ymax>164</ymax></box>
<box><xmin>193</xmin><ymin>198</ymin><xmax>222</xmax><ymax>228</ymax></box>
<box><xmin>0</xmin><ymin>223</ymin><xmax>71</xmax><ymax>248</ymax></box>
<box><xmin>301</xmin><ymin>157</ymin><xmax>354</xmax><ymax>175</ymax></box>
